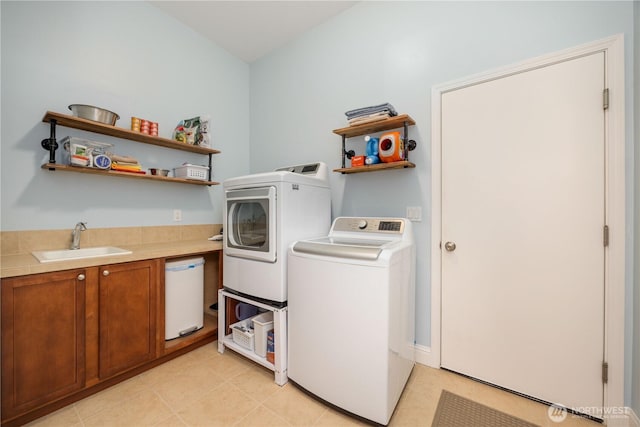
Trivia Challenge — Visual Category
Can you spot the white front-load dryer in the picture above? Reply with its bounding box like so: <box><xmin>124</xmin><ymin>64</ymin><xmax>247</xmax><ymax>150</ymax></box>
<box><xmin>223</xmin><ymin>162</ymin><xmax>331</xmax><ymax>304</ymax></box>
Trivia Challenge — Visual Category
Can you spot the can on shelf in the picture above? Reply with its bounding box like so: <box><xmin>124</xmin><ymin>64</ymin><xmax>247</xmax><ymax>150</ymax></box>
<box><xmin>131</xmin><ymin>117</ymin><xmax>141</xmax><ymax>132</ymax></box>
<box><xmin>140</xmin><ymin>119</ymin><xmax>150</xmax><ymax>135</ymax></box>
<box><xmin>131</xmin><ymin>116</ymin><xmax>158</xmax><ymax>136</ymax></box>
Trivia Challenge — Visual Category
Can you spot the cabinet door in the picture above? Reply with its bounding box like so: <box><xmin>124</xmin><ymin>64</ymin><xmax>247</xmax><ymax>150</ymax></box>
<box><xmin>1</xmin><ymin>270</ymin><xmax>86</xmax><ymax>420</ymax></box>
<box><xmin>99</xmin><ymin>260</ymin><xmax>159</xmax><ymax>379</ymax></box>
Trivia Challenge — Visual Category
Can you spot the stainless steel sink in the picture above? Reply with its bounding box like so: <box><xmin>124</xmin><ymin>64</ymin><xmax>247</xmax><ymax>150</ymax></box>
<box><xmin>32</xmin><ymin>246</ymin><xmax>132</xmax><ymax>263</ymax></box>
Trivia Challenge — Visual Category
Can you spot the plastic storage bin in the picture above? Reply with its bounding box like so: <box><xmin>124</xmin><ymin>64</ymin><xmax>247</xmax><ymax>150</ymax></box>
<box><xmin>173</xmin><ymin>164</ymin><xmax>209</xmax><ymax>181</ymax></box>
<box><xmin>231</xmin><ymin>316</ymin><xmax>256</xmax><ymax>351</ymax></box>
<box><xmin>61</xmin><ymin>136</ymin><xmax>114</xmax><ymax>168</ymax></box>
<box><xmin>252</xmin><ymin>312</ymin><xmax>274</xmax><ymax>357</ymax></box>
<box><xmin>165</xmin><ymin>257</ymin><xmax>204</xmax><ymax>340</ymax></box>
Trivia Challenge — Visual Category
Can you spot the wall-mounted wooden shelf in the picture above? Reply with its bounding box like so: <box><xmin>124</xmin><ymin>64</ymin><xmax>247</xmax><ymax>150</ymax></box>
<box><xmin>332</xmin><ymin>114</ymin><xmax>416</xmax><ymax>174</ymax></box>
<box><xmin>40</xmin><ymin>110</ymin><xmax>220</xmax><ymax>185</ymax></box>
<box><xmin>333</xmin><ymin>160</ymin><xmax>415</xmax><ymax>174</ymax></box>
<box><xmin>41</xmin><ymin>163</ymin><xmax>219</xmax><ymax>186</ymax></box>
<box><xmin>43</xmin><ymin>111</ymin><xmax>220</xmax><ymax>155</ymax></box>
<box><xmin>332</xmin><ymin>114</ymin><xmax>416</xmax><ymax>138</ymax></box>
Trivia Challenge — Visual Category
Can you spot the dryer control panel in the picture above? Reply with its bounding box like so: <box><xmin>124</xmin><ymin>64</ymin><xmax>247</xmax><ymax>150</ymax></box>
<box><xmin>275</xmin><ymin>163</ymin><xmax>321</xmax><ymax>175</ymax></box>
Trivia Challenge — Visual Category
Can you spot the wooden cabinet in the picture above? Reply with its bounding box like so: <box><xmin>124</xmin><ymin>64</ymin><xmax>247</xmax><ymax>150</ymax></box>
<box><xmin>40</xmin><ymin>111</ymin><xmax>221</xmax><ymax>186</ymax></box>
<box><xmin>98</xmin><ymin>260</ymin><xmax>159</xmax><ymax>379</ymax></box>
<box><xmin>1</xmin><ymin>269</ymin><xmax>86</xmax><ymax>420</ymax></box>
<box><xmin>332</xmin><ymin>114</ymin><xmax>417</xmax><ymax>174</ymax></box>
<box><xmin>1</xmin><ymin>253</ymin><xmax>218</xmax><ymax>426</ymax></box>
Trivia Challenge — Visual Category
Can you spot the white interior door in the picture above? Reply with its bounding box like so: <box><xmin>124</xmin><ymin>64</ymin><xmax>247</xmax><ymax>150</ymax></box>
<box><xmin>440</xmin><ymin>52</ymin><xmax>605</xmax><ymax>410</ymax></box>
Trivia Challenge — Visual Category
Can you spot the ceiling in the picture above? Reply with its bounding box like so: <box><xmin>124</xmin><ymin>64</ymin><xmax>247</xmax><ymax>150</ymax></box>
<box><xmin>150</xmin><ymin>1</ymin><xmax>358</xmax><ymax>63</ymax></box>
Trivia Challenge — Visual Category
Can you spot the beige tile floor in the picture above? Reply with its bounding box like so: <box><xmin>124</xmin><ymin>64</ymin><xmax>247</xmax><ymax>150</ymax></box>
<box><xmin>28</xmin><ymin>343</ymin><xmax>601</xmax><ymax>427</ymax></box>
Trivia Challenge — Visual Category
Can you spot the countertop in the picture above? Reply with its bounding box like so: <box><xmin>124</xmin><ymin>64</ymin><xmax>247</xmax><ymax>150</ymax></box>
<box><xmin>1</xmin><ymin>239</ymin><xmax>223</xmax><ymax>279</ymax></box>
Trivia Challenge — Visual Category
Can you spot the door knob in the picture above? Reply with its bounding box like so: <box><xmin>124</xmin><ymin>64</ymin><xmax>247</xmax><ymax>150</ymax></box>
<box><xmin>444</xmin><ymin>241</ymin><xmax>457</xmax><ymax>252</ymax></box>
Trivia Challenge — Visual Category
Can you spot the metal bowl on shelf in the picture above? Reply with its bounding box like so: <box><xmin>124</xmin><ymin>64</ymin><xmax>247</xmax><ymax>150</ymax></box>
<box><xmin>68</xmin><ymin>104</ymin><xmax>120</xmax><ymax>126</ymax></box>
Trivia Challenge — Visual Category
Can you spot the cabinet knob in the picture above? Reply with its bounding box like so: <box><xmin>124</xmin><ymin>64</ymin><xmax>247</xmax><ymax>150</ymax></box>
<box><xmin>103</xmin><ymin>270</ymin><xmax>110</xmax><ymax>276</ymax></box>
<box><xmin>77</xmin><ymin>274</ymin><xmax>85</xmax><ymax>281</ymax></box>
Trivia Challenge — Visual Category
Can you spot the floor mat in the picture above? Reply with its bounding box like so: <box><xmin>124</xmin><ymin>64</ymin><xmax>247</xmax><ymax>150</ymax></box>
<box><xmin>431</xmin><ymin>390</ymin><xmax>540</xmax><ymax>427</ymax></box>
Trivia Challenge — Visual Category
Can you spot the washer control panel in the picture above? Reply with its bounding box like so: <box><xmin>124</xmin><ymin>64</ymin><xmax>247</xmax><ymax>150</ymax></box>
<box><xmin>332</xmin><ymin>217</ymin><xmax>405</xmax><ymax>234</ymax></box>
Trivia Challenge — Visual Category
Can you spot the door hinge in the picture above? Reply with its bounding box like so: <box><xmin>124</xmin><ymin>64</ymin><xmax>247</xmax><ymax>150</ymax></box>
<box><xmin>603</xmin><ymin>225</ymin><xmax>609</xmax><ymax>247</ymax></box>
<box><xmin>603</xmin><ymin>88</ymin><xmax>609</xmax><ymax>110</ymax></box>
<box><xmin>602</xmin><ymin>361</ymin><xmax>608</xmax><ymax>384</ymax></box>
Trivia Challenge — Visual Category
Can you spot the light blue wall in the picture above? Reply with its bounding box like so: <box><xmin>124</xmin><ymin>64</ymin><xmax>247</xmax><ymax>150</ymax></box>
<box><xmin>249</xmin><ymin>0</ymin><xmax>636</xmax><ymax>407</ymax></box>
<box><xmin>0</xmin><ymin>1</ymin><xmax>250</xmax><ymax>231</ymax></box>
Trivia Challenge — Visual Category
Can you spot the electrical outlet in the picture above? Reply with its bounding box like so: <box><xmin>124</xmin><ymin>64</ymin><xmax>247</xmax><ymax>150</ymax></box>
<box><xmin>406</xmin><ymin>206</ymin><xmax>422</xmax><ymax>222</ymax></box>
<box><xmin>173</xmin><ymin>209</ymin><xmax>182</xmax><ymax>222</ymax></box>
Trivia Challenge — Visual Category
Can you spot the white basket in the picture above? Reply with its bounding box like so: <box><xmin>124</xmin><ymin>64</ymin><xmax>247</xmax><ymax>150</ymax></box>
<box><xmin>252</xmin><ymin>312</ymin><xmax>274</xmax><ymax>358</ymax></box>
<box><xmin>230</xmin><ymin>317</ymin><xmax>255</xmax><ymax>351</ymax></box>
<box><xmin>174</xmin><ymin>164</ymin><xmax>209</xmax><ymax>181</ymax></box>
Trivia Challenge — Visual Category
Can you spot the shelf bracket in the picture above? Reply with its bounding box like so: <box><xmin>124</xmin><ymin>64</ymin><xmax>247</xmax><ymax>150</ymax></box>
<box><xmin>41</xmin><ymin>119</ymin><xmax>58</xmax><ymax>167</ymax></box>
<box><xmin>207</xmin><ymin>153</ymin><xmax>213</xmax><ymax>186</ymax></box>
<box><xmin>402</xmin><ymin>120</ymin><xmax>417</xmax><ymax>162</ymax></box>
<box><xmin>341</xmin><ymin>134</ymin><xmax>355</xmax><ymax>170</ymax></box>
<box><xmin>343</xmin><ymin>149</ymin><xmax>356</xmax><ymax>159</ymax></box>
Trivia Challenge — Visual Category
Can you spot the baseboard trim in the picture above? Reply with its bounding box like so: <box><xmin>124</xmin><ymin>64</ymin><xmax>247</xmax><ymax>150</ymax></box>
<box><xmin>414</xmin><ymin>344</ymin><xmax>438</xmax><ymax>368</ymax></box>
<box><xmin>606</xmin><ymin>408</ymin><xmax>640</xmax><ymax>427</ymax></box>
<box><xmin>625</xmin><ymin>407</ymin><xmax>640</xmax><ymax>427</ymax></box>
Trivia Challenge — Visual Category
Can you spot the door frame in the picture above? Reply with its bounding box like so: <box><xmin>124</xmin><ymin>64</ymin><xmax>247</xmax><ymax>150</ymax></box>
<box><xmin>430</xmin><ymin>34</ymin><xmax>625</xmax><ymax>412</ymax></box>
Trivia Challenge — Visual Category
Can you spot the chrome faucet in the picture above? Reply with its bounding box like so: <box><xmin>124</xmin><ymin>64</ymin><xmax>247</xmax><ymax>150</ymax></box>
<box><xmin>71</xmin><ymin>222</ymin><xmax>87</xmax><ymax>250</ymax></box>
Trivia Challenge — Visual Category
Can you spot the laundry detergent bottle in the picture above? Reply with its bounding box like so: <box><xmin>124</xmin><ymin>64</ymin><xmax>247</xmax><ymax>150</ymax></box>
<box><xmin>364</xmin><ymin>135</ymin><xmax>380</xmax><ymax>165</ymax></box>
<box><xmin>378</xmin><ymin>131</ymin><xmax>404</xmax><ymax>163</ymax></box>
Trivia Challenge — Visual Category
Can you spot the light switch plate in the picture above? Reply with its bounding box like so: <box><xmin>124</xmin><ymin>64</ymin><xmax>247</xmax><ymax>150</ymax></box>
<box><xmin>406</xmin><ymin>206</ymin><xmax>422</xmax><ymax>222</ymax></box>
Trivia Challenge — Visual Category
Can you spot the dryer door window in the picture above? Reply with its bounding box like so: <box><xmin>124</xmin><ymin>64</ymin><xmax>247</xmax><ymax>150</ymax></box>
<box><xmin>225</xmin><ymin>186</ymin><xmax>277</xmax><ymax>262</ymax></box>
<box><xmin>233</xmin><ymin>202</ymin><xmax>268</xmax><ymax>247</ymax></box>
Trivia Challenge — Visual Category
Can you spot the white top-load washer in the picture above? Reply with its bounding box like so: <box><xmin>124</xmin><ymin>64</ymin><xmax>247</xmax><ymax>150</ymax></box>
<box><xmin>223</xmin><ymin>162</ymin><xmax>331</xmax><ymax>304</ymax></box>
<box><xmin>287</xmin><ymin>217</ymin><xmax>415</xmax><ymax>425</ymax></box>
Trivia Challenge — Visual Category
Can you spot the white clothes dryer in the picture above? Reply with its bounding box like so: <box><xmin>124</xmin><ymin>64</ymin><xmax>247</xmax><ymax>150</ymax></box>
<box><xmin>288</xmin><ymin>217</ymin><xmax>415</xmax><ymax>425</ymax></box>
<box><xmin>223</xmin><ymin>162</ymin><xmax>331</xmax><ymax>304</ymax></box>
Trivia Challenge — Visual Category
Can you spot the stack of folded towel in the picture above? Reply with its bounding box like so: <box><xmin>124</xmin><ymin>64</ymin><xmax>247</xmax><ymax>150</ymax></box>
<box><xmin>345</xmin><ymin>103</ymin><xmax>398</xmax><ymax>126</ymax></box>
<box><xmin>111</xmin><ymin>154</ymin><xmax>144</xmax><ymax>174</ymax></box>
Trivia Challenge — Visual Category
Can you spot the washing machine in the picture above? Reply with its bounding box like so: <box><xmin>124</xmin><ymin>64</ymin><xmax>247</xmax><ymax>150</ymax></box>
<box><xmin>287</xmin><ymin>217</ymin><xmax>415</xmax><ymax>425</ymax></box>
<box><xmin>223</xmin><ymin>162</ymin><xmax>331</xmax><ymax>304</ymax></box>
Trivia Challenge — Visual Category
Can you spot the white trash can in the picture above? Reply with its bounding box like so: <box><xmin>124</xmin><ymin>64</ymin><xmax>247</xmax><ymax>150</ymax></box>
<box><xmin>165</xmin><ymin>257</ymin><xmax>204</xmax><ymax>340</ymax></box>
<box><xmin>252</xmin><ymin>312</ymin><xmax>274</xmax><ymax>357</ymax></box>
